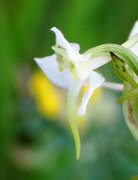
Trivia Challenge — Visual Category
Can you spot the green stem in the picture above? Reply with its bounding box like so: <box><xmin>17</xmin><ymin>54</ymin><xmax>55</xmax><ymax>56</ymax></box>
<box><xmin>86</xmin><ymin>43</ymin><xmax>138</xmax><ymax>75</ymax></box>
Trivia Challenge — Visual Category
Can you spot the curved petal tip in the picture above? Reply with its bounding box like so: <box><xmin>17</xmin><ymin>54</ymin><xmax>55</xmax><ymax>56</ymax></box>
<box><xmin>129</xmin><ymin>20</ymin><xmax>138</xmax><ymax>38</ymax></box>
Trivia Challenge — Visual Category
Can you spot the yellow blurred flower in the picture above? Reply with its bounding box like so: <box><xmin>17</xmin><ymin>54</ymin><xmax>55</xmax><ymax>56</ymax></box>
<box><xmin>29</xmin><ymin>71</ymin><xmax>63</xmax><ymax>119</ymax></box>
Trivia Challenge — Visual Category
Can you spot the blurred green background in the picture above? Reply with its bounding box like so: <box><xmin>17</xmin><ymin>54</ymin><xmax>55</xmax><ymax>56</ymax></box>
<box><xmin>0</xmin><ymin>0</ymin><xmax>138</xmax><ymax>179</ymax></box>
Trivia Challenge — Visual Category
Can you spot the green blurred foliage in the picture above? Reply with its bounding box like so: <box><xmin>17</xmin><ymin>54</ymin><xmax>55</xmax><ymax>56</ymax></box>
<box><xmin>0</xmin><ymin>0</ymin><xmax>138</xmax><ymax>179</ymax></box>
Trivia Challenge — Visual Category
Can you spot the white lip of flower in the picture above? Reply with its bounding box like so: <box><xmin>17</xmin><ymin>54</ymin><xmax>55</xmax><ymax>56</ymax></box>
<box><xmin>34</xmin><ymin>21</ymin><xmax>138</xmax><ymax>159</ymax></box>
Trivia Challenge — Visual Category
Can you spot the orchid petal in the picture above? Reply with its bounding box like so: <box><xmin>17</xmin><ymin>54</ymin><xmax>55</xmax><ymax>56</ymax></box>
<box><xmin>34</xmin><ymin>54</ymin><xmax>71</xmax><ymax>89</ymax></box>
<box><xmin>71</xmin><ymin>43</ymin><xmax>80</xmax><ymax>51</ymax></box>
<box><xmin>78</xmin><ymin>71</ymin><xmax>105</xmax><ymax>116</ymax></box>
<box><xmin>90</xmin><ymin>54</ymin><xmax>111</xmax><ymax>69</ymax></box>
<box><xmin>51</xmin><ymin>27</ymin><xmax>72</xmax><ymax>50</ymax></box>
<box><xmin>122</xmin><ymin>33</ymin><xmax>138</xmax><ymax>56</ymax></box>
<box><xmin>127</xmin><ymin>21</ymin><xmax>138</xmax><ymax>56</ymax></box>
<box><xmin>129</xmin><ymin>42</ymin><xmax>138</xmax><ymax>56</ymax></box>
<box><xmin>128</xmin><ymin>21</ymin><xmax>138</xmax><ymax>38</ymax></box>
<box><xmin>51</xmin><ymin>27</ymin><xmax>91</xmax><ymax>61</ymax></box>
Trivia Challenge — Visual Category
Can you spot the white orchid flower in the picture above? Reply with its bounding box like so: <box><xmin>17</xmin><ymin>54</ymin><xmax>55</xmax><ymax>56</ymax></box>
<box><xmin>35</xmin><ymin>27</ymin><xmax>111</xmax><ymax>115</ymax></box>
<box><xmin>35</xmin><ymin>21</ymin><xmax>138</xmax><ymax>159</ymax></box>
<box><xmin>35</xmin><ymin>28</ymin><xmax>111</xmax><ymax>159</ymax></box>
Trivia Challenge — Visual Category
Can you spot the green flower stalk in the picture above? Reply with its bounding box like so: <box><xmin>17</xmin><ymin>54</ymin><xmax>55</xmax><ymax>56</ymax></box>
<box><xmin>34</xmin><ymin>21</ymin><xmax>138</xmax><ymax>159</ymax></box>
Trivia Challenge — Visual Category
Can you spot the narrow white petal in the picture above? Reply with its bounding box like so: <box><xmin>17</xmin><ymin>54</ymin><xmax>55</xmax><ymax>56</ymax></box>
<box><xmin>50</xmin><ymin>27</ymin><xmax>72</xmax><ymax>50</ymax></box>
<box><xmin>122</xmin><ymin>33</ymin><xmax>138</xmax><ymax>49</ymax></box>
<box><xmin>125</xmin><ymin>20</ymin><xmax>138</xmax><ymax>56</ymax></box>
<box><xmin>128</xmin><ymin>20</ymin><xmax>138</xmax><ymax>38</ymax></box>
<box><xmin>34</xmin><ymin>54</ymin><xmax>71</xmax><ymax>88</ymax></box>
<box><xmin>90</xmin><ymin>54</ymin><xmax>111</xmax><ymax>70</ymax></box>
<box><xmin>78</xmin><ymin>71</ymin><xmax>105</xmax><ymax>116</ymax></box>
<box><xmin>129</xmin><ymin>42</ymin><xmax>138</xmax><ymax>56</ymax></box>
<box><xmin>102</xmin><ymin>82</ymin><xmax>124</xmax><ymax>91</ymax></box>
<box><xmin>51</xmin><ymin>27</ymin><xmax>91</xmax><ymax>62</ymax></box>
<box><xmin>122</xmin><ymin>33</ymin><xmax>138</xmax><ymax>55</ymax></box>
